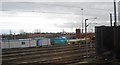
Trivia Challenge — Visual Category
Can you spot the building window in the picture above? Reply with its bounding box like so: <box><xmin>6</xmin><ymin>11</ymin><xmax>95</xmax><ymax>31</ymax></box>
<box><xmin>21</xmin><ymin>42</ymin><xmax>25</xmax><ymax>45</ymax></box>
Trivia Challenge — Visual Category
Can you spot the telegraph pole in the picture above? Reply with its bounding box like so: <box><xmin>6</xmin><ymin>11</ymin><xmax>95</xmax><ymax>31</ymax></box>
<box><xmin>114</xmin><ymin>0</ymin><xmax>117</xmax><ymax>26</ymax></box>
<box><xmin>85</xmin><ymin>19</ymin><xmax>88</xmax><ymax>57</ymax></box>
<box><xmin>85</xmin><ymin>17</ymin><xmax>97</xmax><ymax>57</ymax></box>
<box><xmin>110</xmin><ymin>13</ymin><xmax>113</xmax><ymax>27</ymax></box>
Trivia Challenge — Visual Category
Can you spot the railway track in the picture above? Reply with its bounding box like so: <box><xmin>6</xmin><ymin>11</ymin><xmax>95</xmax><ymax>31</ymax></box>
<box><xmin>2</xmin><ymin>44</ymin><xmax>96</xmax><ymax>65</ymax></box>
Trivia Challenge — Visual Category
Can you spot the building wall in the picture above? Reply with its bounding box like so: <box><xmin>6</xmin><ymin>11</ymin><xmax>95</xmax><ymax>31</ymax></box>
<box><xmin>1</xmin><ymin>41</ymin><xmax>9</xmax><ymax>49</ymax></box>
<box><xmin>9</xmin><ymin>41</ymin><xmax>21</xmax><ymax>48</ymax></box>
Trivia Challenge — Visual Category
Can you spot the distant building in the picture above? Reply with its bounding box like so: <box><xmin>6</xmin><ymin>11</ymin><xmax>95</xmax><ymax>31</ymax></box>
<box><xmin>76</xmin><ymin>29</ymin><xmax>81</xmax><ymax>39</ymax></box>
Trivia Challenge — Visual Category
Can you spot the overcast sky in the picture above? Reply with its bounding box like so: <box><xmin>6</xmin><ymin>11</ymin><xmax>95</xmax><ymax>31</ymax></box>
<box><xmin>0</xmin><ymin>1</ymin><xmax>119</xmax><ymax>34</ymax></box>
<box><xmin>2</xmin><ymin>0</ymin><xmax>120</xmax><ymax>2</ymax></box>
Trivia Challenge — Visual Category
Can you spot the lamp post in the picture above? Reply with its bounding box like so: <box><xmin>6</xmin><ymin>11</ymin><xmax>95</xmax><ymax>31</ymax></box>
<box><xmin>81</xmin><ymin>8</ymin><xmax>84</xmax><ymax>34</ymax></box>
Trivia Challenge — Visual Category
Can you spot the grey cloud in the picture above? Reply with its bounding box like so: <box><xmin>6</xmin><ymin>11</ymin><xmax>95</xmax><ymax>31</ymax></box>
<box><xmin>0</xmin><ymin>2</ymin><xmax>2</xmax><ymax>11</ymax></box>
<box><xmin>2</xmin><ymin>0</ymin><xmax>119</xmax><ymax>2</ymax></box>
<box><xmin>2</xmin><ymin>2</ymin><xmax>113</xmax><ymax>12</ymax></box>
<box><xmin>2</xmin><ymin>2</ymin><xmax>115</xmax><ymax>28</ymax></box>
<box><xmin>55</xmin><ymin>22</ymin><xmax>82</xmax><ymax>28</ymax></box>
<box><xmin>2</xmin><ymin>2</ymin><xmax>114</xmax><ymax>19</ymax></box>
